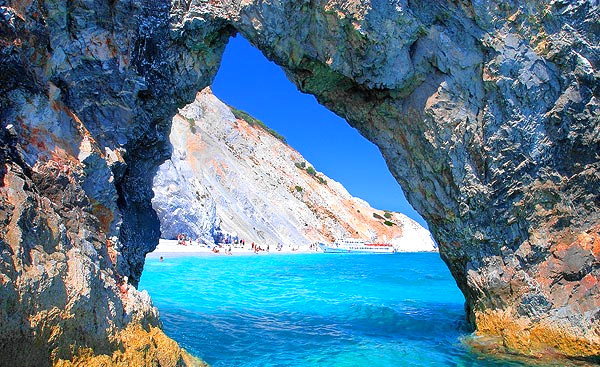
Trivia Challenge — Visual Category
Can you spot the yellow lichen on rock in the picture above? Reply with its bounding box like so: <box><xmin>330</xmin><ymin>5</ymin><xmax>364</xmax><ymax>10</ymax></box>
<box><xmin>473</xmin><ymin>309</ymin><xmax>600</xmax><ymax>360</ymax></box>
<box><xmin>54</xmin><ymin>325</ymin><xmax>207</xmax><ymax>367</ymax></box>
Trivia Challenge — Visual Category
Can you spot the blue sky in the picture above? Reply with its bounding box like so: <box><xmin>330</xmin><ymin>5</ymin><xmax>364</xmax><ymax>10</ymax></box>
<box><xmin>212</xmin><ymin>35</ymin><xmax>427</xmax><ymax>227</ymax></box>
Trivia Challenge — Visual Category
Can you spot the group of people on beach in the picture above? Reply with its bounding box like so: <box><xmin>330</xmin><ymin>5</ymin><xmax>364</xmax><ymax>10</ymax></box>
<box><xmin>177</xmin><ymin>232</ymin><xmax>262</xmax><ymax>254</ymax></box>
<box><xmin>211</xmin><ymin>244</ymin><xmax>233</xmax><ymax>255</ymax></box>
<box><xmin>173</xmin><ymin>233</ymin><xmax>322</xmax><ymax>254</ymax></box>
<box><xmin>251</xmin><ymin>242</ymin><xmax>268</xmax><ymax>253</ymax></box>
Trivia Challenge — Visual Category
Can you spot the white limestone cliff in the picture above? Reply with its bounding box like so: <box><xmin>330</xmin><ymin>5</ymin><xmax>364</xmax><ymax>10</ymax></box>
<box><xmin>152</xmin><ymin>89</ymin><xmax>436</xmax><ymax>252</ymax></box>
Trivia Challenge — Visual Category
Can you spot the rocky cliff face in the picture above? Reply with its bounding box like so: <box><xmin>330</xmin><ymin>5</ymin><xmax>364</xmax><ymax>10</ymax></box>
<box><xmin>0</xmin><ymin>0</ymin><xmax>598</xmax><ymax>365</ymax></box>
<box><xmin>152</xmin><ymin>89</ymin><xmax>436</xmax><ymax>251</ymax></box>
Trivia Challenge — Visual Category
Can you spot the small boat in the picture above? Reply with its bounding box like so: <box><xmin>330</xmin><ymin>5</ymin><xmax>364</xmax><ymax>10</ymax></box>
<box><xmin>319</xmin><ymin>238</ymin><xmax>395</xmax><ymax>254</ymax></box>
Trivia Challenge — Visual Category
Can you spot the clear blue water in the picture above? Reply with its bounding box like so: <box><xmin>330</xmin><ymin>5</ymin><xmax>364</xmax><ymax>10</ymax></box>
<box><xmin>139</xmin><ymin>253</ymin><xmax>538</xmax><ymax>367</ymax></box>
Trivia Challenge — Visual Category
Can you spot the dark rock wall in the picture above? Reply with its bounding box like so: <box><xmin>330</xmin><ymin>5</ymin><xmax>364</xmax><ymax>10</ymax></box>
<box><xmin>0</xmin><ymin>0</ymin><xmax>598</xmax><ymax>365</ymax></box>
<box><xmin>1</xmin><ymin>0</ymin><xmax>229</xmax><ymax>365</ymax></box>
<box><xmin>212</xmin><ymin>0</ymin><xmax>599</xmax><ymax>358</ymax></box>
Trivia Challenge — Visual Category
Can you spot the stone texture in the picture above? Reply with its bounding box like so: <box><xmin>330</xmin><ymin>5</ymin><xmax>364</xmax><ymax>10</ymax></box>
<box><xmin>152</xmin><ymin>88</ymin><xmax>437</xmax><ymax>251</ymax></box>
<box><xmin>54</xmin><ymin>324</ymin><xmax>207</xmax><ymax>367</ymax></box>
<box><xmin>0</xmin><ymin>0</ymin><xmax>598</xmax><ymax>365</ymax></box>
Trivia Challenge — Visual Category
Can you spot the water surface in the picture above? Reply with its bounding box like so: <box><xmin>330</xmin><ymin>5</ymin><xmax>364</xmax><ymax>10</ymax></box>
<box><xmin>140</xmin><ymin>253</ymin><xmax>542</xmax><ymax>366</ymax></box>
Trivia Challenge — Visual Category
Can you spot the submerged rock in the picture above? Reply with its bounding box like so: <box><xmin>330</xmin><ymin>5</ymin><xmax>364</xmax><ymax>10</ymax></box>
<box><xmin>152</xmin><ymin>89</ymin><xmax>437</xmax><ymax>252</ymax></box>
<box><xmin>0</xmin><ymin>0</ymin><xmax>598</xmax><ymax>365</ymax></box>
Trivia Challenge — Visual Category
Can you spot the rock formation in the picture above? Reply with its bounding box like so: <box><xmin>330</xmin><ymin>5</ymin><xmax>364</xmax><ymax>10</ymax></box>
<box><xmin>152</xmin><ymin>89</ymin><xmax>437</xmax><ymax>252</ymax></box>
<box><xmin>0</xmin><ymin>0</ymin><xmax>598</xmax><ymax>365</ymax></box>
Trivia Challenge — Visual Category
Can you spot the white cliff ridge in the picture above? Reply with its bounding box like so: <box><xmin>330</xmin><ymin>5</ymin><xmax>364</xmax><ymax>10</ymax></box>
<box><xmin>152</xmin><ymin>89</ymin><xmax>436</xmax><ymax>252</ymax></box>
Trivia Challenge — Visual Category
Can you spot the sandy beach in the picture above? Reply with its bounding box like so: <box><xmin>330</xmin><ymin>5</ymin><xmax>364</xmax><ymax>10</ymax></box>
<box><xmin>147</xmin><ymin>239</ymin><xmax>317</xmax><ymax>258</ymax></box>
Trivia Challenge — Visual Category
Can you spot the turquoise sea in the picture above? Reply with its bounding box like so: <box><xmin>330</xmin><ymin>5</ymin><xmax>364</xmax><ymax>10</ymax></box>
<box><xmin>140</xmin><ymin>253</ymin><xmax>539</xmax><ymax>367</ymax></box>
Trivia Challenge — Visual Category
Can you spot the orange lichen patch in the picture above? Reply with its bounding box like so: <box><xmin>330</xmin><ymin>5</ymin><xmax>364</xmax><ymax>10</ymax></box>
<box><xmin>552</xmin><ymin>224</ymin><xmax>600</xmax><ymax>250</ymax></box>
<box><xmin>50</xmin><ymin>95</ymin><xmax>99</xmax><ymax>149</ymax></box>
<box><xmin>91</xmin><ymin>201</ymin><xmax>114</xmax><ymax>233</ymax></box>
<box><xmin>53</xmin><ymin>324</ymin><xmax>207</xmax><ymax>367</ymax></box>
<box><xmin>29</xmin><ymin>127</ymin><xmax>48</xmax><ymax>151</ymax></box>
<box><xmin>83</xmin><ymin>32</ymin><xmax>119</xmax><ymax>60</ymax></box>
<box><xmin>36</xmin><ymin>156</ymin><xmax>82</xmax><ymax>186</ymax></box>
<box><xmin>19</xmin><ymin>119</ymin><xmax>81</xmax><ymax>164</ymax></box>
<box><xmin>581</xmin><ymin>273</ymin><xmax>597</xmax><ymax>289</ymax></box>
<box><xmin>533</xmin><ymin>223</ymin><xmax>600</xmax><ymax>291</ymax></box>
<box><xmin>577</xmin><ymin>225</ymin><xmax>600</xmax><ymax>258</ymax></box>
<box><xmin>573</xmin><ymin>273</ymin><xmax>599</xmax><ymax>309</ymax></box>
<box><xmin>474</xmin><ymin>309</ymin><xmax>600</xmax><ymax>359</ymax></box>
<box><xmin>106</xmin><ymin>239</ymin><xmax>118</xmax><ymax>265</ymax></box>
<box><xmin>47</xmin><ymin>83</ymin><xmax>103</xmax><ymax>163</ymax></box>
<box><xmin>50</xmin><ymin>146</ymin><xmax>82</xmax><ymax>166</ymax></box>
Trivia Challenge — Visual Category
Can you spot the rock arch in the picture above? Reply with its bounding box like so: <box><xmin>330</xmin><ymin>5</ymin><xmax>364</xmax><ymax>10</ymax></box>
<box><xmin>0</xmin><ymin>0</ymin><xmax>597</xmax><ymax>365</ymax></box>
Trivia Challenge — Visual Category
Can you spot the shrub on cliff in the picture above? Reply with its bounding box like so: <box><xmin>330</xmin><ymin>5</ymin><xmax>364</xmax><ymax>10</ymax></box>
<box><xmin>383</xmin><ymin>220</ymin><xmax>395</xmax><ymax>226</ymax></box>
<box><xmin>185</xmin><ymin>116</ymin><xmax>197</xmax><ymax>134</ymax></box>
<box><xmin>295</xmin><ymin>162</ymin><xmax>306</xmax><ymax>169</ymax></box>
<box><xmin>229</xmin><ymin>106</ymin><xmax>287</xmax><ymax>144</ymax></box>
<box><xmin>373</xmin><ymin>213</ymin><xmax>384</xmax><ymax>220</ymax></box>
<box><xmin>306</xmin><ymin>166</ymin><xmax>317</xmax><ymax>176</ymax></box>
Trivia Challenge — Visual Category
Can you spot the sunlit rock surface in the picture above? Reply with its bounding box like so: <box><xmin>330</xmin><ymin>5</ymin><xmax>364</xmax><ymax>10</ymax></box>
<box><xmin>0</xmin><ymin>0</ymin><xmax>598</xmax><ymax>365</ymax></box>
<box><xmin>152</xmin><ymin>89</ymin><xmax>436</xmax><ymax>251</ymax></box>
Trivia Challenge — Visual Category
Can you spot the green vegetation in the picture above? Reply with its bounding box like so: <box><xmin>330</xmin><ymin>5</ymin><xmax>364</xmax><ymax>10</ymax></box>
<box><xmin>416</xmin><ymin>25</ymin><xmax>428</xmax><ymax>37</ymax></box>
<box><xmin>185</xmin><ymin>116</ymin><xmax>197</xmax><ymax>134</ymax></box>
<box><xmin>383</xmin><ymin>220</ymin><xmax>395</xmax><ymax>227</ymax></box>
<box><xmin>384</xmin><ymin>212</ymin><xmax>392</xmax><ymax>219</ymax></box>
<box><xmin>295</xmin><ymin>161</ymin><xmax>306</xmax><ymax>169</ymax></box>
<box><xmin>229</xmin><ymin>106</ymin><xmax>287</xmax><ymax>144</ymax></box>
<box><xmin>434</xmin><ymin>9</ymin><xmax>452</xmax><ymax>24</ymax></box>
<box><xmin>294</xmin><ymin>185</ymin><xmax>303</xmax><ymax>192</ymax></box>
<box><xmin>294</xmin><ymin>161</ymin><xmax>326</xmax><ymax>184</ymax></box>
<box><xmin>373</xmin><ymin>213</ymin><xmax>384</xmax><ymax>220</ymax></box>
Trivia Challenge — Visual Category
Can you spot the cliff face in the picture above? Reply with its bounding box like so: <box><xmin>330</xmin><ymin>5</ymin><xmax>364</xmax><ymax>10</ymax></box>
<box><xmin>152</xmin><ymin>89</ymin><xmax>436</xmax><ymax>251</ymax></box>
<box><xmin>0</xmin><ymin>0</ymin><xmax>598</xmax><ymax>365</ymax></box>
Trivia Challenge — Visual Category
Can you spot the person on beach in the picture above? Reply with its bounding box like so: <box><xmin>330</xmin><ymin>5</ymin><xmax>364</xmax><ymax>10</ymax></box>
<box><xmin>178</xmin><ymin>233</ymin><xmax>189</xmax><ymax>246</ymax></box>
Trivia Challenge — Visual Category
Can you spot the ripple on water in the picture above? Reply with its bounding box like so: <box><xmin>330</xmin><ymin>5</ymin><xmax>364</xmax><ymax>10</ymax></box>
<box><xmin>140</xmin><ymin>253</ymin><xmax>550</xmax><ymax>367</ymax></box>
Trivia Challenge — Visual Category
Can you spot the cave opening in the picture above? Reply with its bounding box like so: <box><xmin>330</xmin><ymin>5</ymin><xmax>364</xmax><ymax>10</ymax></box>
<box><xmin>211</xmin><ymin>35</ymin><xmax>425</xmax><ymax>227</ymax></box>
<box><xmin>140</xmin><ymin>34</ymin><xmax>468</xmax><ymax>367</ymax></box>
<box><xmin>149</xmin><ymin>34</ymin><xmax>434</xmax><ymax>250</ymax></box>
